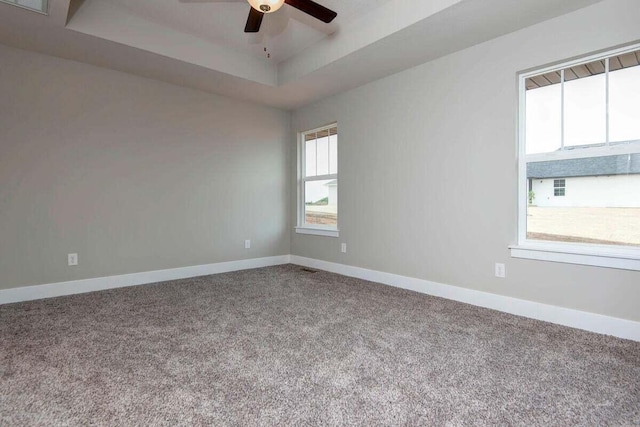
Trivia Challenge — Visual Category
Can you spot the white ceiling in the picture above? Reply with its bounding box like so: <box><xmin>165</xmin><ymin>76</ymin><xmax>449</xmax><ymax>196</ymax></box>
<box><xmin>0</xmin><ymin>0</ymin><xmax>604</xmax><ymax>109</ymax></box>
<box><xmin>100</xmin><ymin>0</ymin><xmax>390</xmax><ymax>63</ymax></box>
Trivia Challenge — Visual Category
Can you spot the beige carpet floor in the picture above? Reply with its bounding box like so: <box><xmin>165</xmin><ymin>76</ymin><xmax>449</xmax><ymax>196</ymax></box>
<box><xmin>1</xmin><ymin>264</ymin><xmax>639</xmax><ymax>426</ymax></box>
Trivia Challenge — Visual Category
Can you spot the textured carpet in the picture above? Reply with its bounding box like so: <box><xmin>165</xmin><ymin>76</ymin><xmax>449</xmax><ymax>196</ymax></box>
<box><xmin>1</xmin><ymin>265</ymin><xmax>639</xmax><ymax>426</ymax></box>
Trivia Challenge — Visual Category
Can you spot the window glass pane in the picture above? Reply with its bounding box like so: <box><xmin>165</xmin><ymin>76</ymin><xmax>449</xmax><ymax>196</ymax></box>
<box><xmin>305</xmin><ymin>138</ymin><xmax>316</xmax><ymax>177</ymax></box>
<box><xmin>526</xmin><ymin>153</ymin><xmax>640</xmax><ymax>247</ymax></box>
<box><xmin>316</xmin><ymin>133</ymin><xmax>329</xmax><ymax>176</ymax></box>
<box><xmin>18</xmin><ymin>0</ymin><xmax>43</xmax><ymax>9</ymax></box>
<box><xmin>301</xmin><ymin>125</ymin><xmax>338</xmax><ymax>229</ymax></box>
<box><xmin>564</xmin><ymin>60</ymin><xmax>606</xmax><ymax>147</ymax></box>
<box><xmin>304</xmin><ymin>179</ymin><xmax>337</xmax><ymax>226</ymax></box>
<box><xmin>609</xmin><ymin>51</ymin><xmax>640</xmax><ymax>143</ymax></box>
<box><xmin>525</xmin><ymin>74</ymin><xmax>561</xmax><ymax>154</ymax></box>
<box><xmin>0</xmin><ymin>0</ymin><xmax>47</xmax><ymax>12</ymax></box>
<box><xmin>329</xmin><ymin>131</ymin><xmax>338</xmax><ymax>175</ymax></box>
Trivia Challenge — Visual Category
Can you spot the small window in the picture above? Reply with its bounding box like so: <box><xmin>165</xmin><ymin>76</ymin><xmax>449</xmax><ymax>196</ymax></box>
<box><xmin>513</xmin><ymin>44</ymin><xmax>640</xmax><ymax>270</ymax></box>
<box><xmin>296</xmin><ymin>124</ymin><xmax>338</xmax><ymax>237</ymax></box>
<box><xmin>553</xmin><ymin>179</ymin><xmax>565</xmax><ymax>197</ymax></box>
<box><xmin>0</xmin><ymin>0</ymin><xmax>48</xmax><ymax>14</ymax></box>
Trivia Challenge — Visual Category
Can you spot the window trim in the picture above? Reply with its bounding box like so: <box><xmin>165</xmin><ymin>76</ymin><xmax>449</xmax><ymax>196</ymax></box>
<box><xmin>511</xmin><ymin>43</ymin><xmax>640</xmax><ymax>271</ymax></box>
<box><xmin>296</xmin><ymin>123</ymin><xmax>339</xmax><ymax>238</ymax></box>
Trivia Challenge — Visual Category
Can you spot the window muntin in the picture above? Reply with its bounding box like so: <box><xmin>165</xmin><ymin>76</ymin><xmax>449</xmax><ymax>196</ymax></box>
<box><xmin>299</xmin><ymin>125</ymin><xmax>338</xmax><ymax>233</ymax></box>
<box><xmin>553</xmin><ymin>179</ymin><xmax>565</xmax><ymax>197</ymax></box>
<box><xmin>520</xmin><ymin>46</ymin><xmax>640</xmax><ymax>251</ymax></box>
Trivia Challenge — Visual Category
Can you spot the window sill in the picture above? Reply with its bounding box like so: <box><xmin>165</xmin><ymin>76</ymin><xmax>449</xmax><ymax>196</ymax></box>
<box><xmin>509</xmin><ymin>242</ymin><xmax>640</xmax><ymax>271</ymax></box>
<box><xmin>295</xmin><ymin>227</ymin><xmax>339</xmax><ymax>238</ymax></box>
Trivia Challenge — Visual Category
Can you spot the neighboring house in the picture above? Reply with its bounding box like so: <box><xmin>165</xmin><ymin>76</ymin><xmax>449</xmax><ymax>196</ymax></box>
<box><xmin>527</xmin><ymin>147</ymin><xmax>640</xmax><ymax>208</ymax></box>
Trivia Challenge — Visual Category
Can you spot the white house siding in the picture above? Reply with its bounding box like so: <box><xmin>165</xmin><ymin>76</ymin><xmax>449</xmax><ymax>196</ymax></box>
<box><xmin>531</xmin><ymin>175</ymin><xmax>640</xmax><ymax>207</ymax></box>
<box><xmin>328</xmin><ymin>183</ymin><xmax>338</xmax><ymax>206</ymax></box>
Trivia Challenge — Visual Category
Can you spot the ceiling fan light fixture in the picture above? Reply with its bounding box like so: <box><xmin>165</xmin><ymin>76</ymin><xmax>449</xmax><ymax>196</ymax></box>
<box><xmin>247</xmin><ymin>0</ymin><xmax>285</xmax><ymax>13</ymax></box>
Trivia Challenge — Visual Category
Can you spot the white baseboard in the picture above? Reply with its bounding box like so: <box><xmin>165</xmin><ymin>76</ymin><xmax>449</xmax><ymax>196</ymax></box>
<box><xmin>290</xmin><ymin>255</ymin><xmax>640</xmax><ymax>342</ymax></box>
<box><xmin>0</xmin><ymin>255</ymin><xmax>291</xmax><ymax>305</ymax></box>
<box><xmin>3</xmin><ymin>254</ymin><xmax>638</xmax><ymax>342</ymax></box>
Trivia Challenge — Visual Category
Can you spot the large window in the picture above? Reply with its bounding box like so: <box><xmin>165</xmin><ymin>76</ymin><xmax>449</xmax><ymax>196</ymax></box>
<box><xmin>513</xmin><ymin>45</ymin><xmax>640</xmax><ymax>270</ymax></box>
<box><xmin>296</xmin><ymin>124</ymin><xmax>338</xmax><ymax>237</ymax></box>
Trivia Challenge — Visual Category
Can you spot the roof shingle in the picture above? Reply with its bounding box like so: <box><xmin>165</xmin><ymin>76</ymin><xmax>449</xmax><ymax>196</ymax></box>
<box><xmin>527</xmin><ymin>153</ymin><xmax>640</xmax><ymax>178</ymax></box>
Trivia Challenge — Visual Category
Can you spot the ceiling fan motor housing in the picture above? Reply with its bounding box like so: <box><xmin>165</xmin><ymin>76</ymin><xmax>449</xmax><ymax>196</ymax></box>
<box><xmin>247</xmin><ymin>0</ymin><xmax>285</xmax><ymax>14</ymax></box>
<box><xmin>244</xmin><ymin>0</ymin><xmax>337</xmax><ymax>33</ymax></box>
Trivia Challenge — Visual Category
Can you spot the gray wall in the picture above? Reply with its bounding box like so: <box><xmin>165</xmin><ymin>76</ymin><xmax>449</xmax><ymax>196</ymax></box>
<box><xmin>290</xmin><ymin>0</ymin><xmax>640</xmax><ymax>322</ymax></box>
<box><xmin>0</xmin><ymin>44</ymin><xmax>290</xmax><ymax>290</ymax></box>
<box><xmin>2</xmin><ymin>0</ymin><xmax>638</xmax><ymax>323</ymax></box>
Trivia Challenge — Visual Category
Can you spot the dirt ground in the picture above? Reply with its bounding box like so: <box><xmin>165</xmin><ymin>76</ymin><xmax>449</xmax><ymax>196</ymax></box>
<box><xmin>305</xmin><ymin>206</ymin><xmax>640</xmax><ymax>246</ymax></box>
<box><xmin>527</xmin><ymin>207</ymin><xmax>640</xmax><ymax>246</ymax></box>
<box><xmin>305</xmin><ymin>212</ymin><xmax>337</xmax><ymax>226</ymax></box>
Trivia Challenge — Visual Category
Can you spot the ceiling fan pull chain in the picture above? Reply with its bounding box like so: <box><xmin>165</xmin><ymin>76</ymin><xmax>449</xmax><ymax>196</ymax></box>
<box><xmin>264</xmin><ymin>20</ymin><xmax>271</xmax><ymax>59</ymax></box>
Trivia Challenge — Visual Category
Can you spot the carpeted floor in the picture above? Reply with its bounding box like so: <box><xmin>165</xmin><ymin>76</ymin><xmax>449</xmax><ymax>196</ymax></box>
<box><xmin>1</xmin><ymin>265</ymin><xmax>639</xmax><ymax>426</ymax></box>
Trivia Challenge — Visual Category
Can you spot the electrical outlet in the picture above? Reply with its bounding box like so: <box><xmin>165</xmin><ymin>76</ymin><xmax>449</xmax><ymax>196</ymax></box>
<box><xmin>68</xmin><ymin>253</ymin><xmax>78</xmax><ymax>266</ymax></box>
<box><xmin>495</xmin><ymin>263</ymin><xmax>506</xmax><ymax>278</ymax></box>
<box><xmin>341</xmin><ymin>243</ymin><xmax>347</xmax><ymax>253</ymax></box>
<box><xmin>244</xmin><ymin>239</ymin><xmax>251</xmax><ymax>249</ymax></box>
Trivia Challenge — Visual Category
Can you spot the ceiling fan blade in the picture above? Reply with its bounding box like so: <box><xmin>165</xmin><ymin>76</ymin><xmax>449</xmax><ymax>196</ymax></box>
<box><xmin>244</xmin><ymin>7</ymin><xmax>264</xmax><ymax>32</ymax></box>
<box><xmin>284</xmin><ymin>0</ymin><xmax>336</xmax><ymax>23</ymax></box>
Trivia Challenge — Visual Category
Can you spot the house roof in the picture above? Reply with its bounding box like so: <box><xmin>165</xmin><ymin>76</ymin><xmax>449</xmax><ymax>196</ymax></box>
<box><xmin>527</xmin><ymin>153</ymin><xmax>640</xmax><ymax>179</ymax></box>
<box><xmin>525</xmin><ymin>51</ymin><xmax>640</xmax><ymax>90</ymax></box>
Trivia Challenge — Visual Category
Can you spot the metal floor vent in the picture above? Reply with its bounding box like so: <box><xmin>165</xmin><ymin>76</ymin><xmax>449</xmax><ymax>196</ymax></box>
<box><xmin>300</xmin><ymin>267</ymin><xmax>317</xmax><ymax>273</ymax></box>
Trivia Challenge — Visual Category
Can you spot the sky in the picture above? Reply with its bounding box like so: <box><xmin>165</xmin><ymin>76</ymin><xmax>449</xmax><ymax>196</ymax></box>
<box><xmin>526</xmin><ymin>64</ymin><xmax>640</xmax><ymax>155</ymax></box>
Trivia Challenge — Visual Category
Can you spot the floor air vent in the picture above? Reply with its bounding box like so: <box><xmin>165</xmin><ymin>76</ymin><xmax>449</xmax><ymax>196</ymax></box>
<box><xmin>300</xmin><ymin>268</ymin><xmax>317</xmax><ymax>273</ymax></box>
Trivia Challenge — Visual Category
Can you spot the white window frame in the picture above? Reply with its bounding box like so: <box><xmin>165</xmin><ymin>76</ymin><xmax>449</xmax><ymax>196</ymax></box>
<box><xmin>295</xmin><ymin>123</ymin><xmax>339</xmax><ymax>238</ymax></box>
<box><xmin>553</xmin><ymin>179</ymin><xmax>565</xmax><ymax>197</ymax></box>
<box><xmin>510</xmin><ymin>43</ymin><xmax>640</xmax><ymax>271</ymax></box>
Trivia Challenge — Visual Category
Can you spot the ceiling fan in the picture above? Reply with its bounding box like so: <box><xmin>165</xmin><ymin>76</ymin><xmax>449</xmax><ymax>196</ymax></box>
<box><xmin>182</xmin><ymin>0</ymin><xmax>337</xmax><ymax>33</ymax></box>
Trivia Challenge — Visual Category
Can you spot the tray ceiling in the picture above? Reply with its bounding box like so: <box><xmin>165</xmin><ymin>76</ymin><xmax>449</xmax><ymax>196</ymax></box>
<box><xmin>0</xmin><ymin>0</ymin><xmax>605</xmax><ymax>109</ymax></box>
